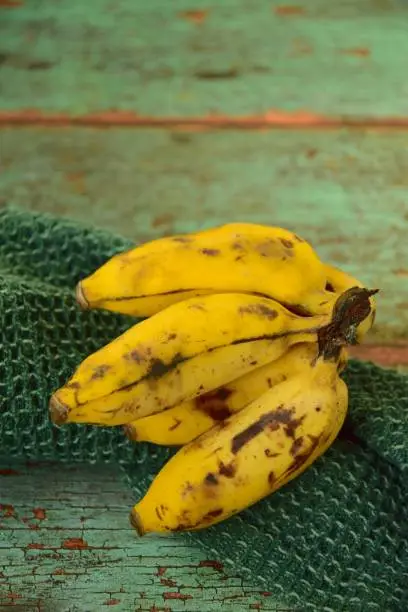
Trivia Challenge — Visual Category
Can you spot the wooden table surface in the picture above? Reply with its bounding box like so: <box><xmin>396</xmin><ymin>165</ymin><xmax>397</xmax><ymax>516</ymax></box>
<box><xmin>1</xmin><ymin>1</ymin><xmax>408</xmax><ymax>610</ymax></box>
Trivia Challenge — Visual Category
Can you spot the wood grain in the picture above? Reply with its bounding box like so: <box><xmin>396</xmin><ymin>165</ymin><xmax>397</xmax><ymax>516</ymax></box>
<box><xmin>0</xmin><ymin>462</ymin><xmax>283</xmax><ymax>612</ymax></box>
<box><xmin>1</xmin><ymin>0</ymin><xmax>408</xmax><ymax>118</ymax></box>
<box><xmin>2</xmin><ymin>126</ymin><xmax>408</xmax><ymax>343</ymax></box>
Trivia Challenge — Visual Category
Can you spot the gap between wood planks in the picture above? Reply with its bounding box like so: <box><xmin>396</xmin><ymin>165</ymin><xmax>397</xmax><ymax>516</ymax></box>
<box><xmin>2</xmin><ymin>109</ymin><xmax>408</xmax><ymax>129</ymax></box>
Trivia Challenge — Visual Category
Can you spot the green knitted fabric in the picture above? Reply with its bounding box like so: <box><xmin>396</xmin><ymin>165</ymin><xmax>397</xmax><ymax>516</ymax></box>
<box><xmin>1</xmin><ymin>207</ymin><xmax>407</xmax><ymax>611</ymax></box>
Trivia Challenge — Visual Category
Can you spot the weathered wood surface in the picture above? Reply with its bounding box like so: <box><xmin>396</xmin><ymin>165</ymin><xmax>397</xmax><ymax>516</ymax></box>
<box><xmin>1</xmin><ymin>0</ymin><xmax>408</xmax><ymax>609</ymax></box>
<box><xmin>1</xmin><ymin>0</ymin><xmax>408</xmax><ymax>120</ymax></box>
<box><xmin>2</xmin><ymin>126</ymin><xmax>408</xmax><ymax>343</ymax></box>
<box><xmin>0</xmin><ymin>462</ymin><xmax>283</xmax><ymax>612</ymax></box>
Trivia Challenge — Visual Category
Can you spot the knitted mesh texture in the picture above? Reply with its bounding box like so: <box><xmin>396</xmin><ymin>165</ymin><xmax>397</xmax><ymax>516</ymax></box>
<box><xmin>1</xmin><ymin>207</ymin><xmax>407</xmax><ymax>612</ymax></box>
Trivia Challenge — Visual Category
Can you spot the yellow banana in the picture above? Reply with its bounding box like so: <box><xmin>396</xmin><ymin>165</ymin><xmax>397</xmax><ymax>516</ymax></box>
<box><xmin>124</xmin><ymin>342</ymin><xmax>348</xmax><ymax>446</ymax></box>
<box><xmin>49</xmin><ymin>293</ymin><xmax>330</xmax><ymax>427</ymax></box>
<box><xmin>129</xmin><ymin>345</ymin><xmax>348</xmax><ymax>535</ymax></box>
<box><xmin>76</xmin><ymin>223</ymin><xmax>329</xmax><ymax>317</ymax></box>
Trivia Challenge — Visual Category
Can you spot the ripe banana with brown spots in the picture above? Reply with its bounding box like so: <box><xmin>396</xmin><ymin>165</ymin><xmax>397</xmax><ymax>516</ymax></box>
<box><xmin>123</xmin><ymin>342</ymin><xmax>348</xmax><ymax>446</ymax></box>
<box><xmin>75</xmin><ymin>223</ymin><xmax>330</xmax><ymax>317</ymax></box>
<box><xmin>49</xmin><ymin>292</ymin><xmax>332</xmax><ymax>427</ymax></box>
<box><xmin>129</xmin><ymin>342</ymin><xmax>348</xmax><ymax>535</ymax></box>
<box><xmin>128</xmin><ymin>287</ymin><xmax>376</xmax><ymax>534</ymax></box>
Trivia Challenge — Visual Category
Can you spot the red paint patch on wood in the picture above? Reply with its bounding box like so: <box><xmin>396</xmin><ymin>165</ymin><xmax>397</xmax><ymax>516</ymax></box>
<box><xmin>275</xmin><ymin>5</ymin><xmax>305</xmax><ymax>15</ymax></box>
<box><xmin>394</xmin><ymin>269</ymin><xmax>408</xmax><ymax>276</ymax></box>
<box><xmin>66</xmin><ymin>171</ymin><xmax>86</xmax><ymax>194</ymax></box>
<box><xmin>0</xmin><ymin>468</ymin><xmax>20</xmax><ymax>476</ymax></box>
<box><xmin>179</xmin><ymin>9</ymin><xmax>208</xmax><ymax>24</ymax></box>
<box><xmin>27</xmin><ymin>543</ymin><xmax>45</xmax><ymax>549</ymax></box>
<box><xmin>157</xmin><ymin>566</ymin><xmax>167</xmax><ymax>576</ymax></box>
<box><xmin>250</xmin><ymin>604</ymin><xmax>262</xmax><ymax>610</ymax></box>
<box><xmin>199</xmin><ymin>559</ymin><xmax>224</xmax><ymax>572</ymax></box>
<box><xmin>6</xmin><ymin>593</ymin><xmax>22</xmax><ymax>601</ymax></box>
<box><xmin>28</xmin><ymin>523</ymin><xmax>40</xmax><ymax>530</ymax></box>
<box><xmin>104</xmin><ymin>599</ymin><xmax>121</xmax><ymax>606</ymax></box>
<box><xmin>150</xmin><ymin>606</ymin><xmax>171</xmax><ymax>612</ymax></box>
<box><xmin>261</xmin><ymin>591</ymin><xmax>272</xmax><ymax>597</ymax></box>
<box><xmin>163</xmin><ymin>592</ymin><xmax>193</xmax><ymax>601</ymax></box>
<box><xmin>0</xmin><ymin>503</ymin><xmax>15</xmax><ymax>517</ymax></box>
<box><xmin>52</xmin><ymin>568</ymin><xmax>66</xmax><ymax>575</ymax></box>
<box><xmin>160</xmin><ymin>577</ymin><xmax>177</xmax><ymax>587</ymax></box>
<box><xmin>62</xmin><ymin>537</ymin><xmax>88</xmax><ymax>550</ymax></box>
<box><xmin>341</xmin><ymin>47</ymin><xmax>371</xmax><ymax>57</ymax></box>
<box><xmin>349</xmin><ymin>344</ymin><xmax>408</xmax><ymax>367</ymax></box>
<box><xmin>0</xmin><ymin>0</ymin><xmax>23</xmax><ymax>7</ymax></box>
<box><xmin>3</xmin><ymin>109</ymin><xmax>408</xmax><ymax>130</ymax></box>
<box><xmin>152</xmin><ymin>213</ymin><xmax>174</xmax><ymax>228</ymax></box>
<box><xmin>33</xmin><ymin>507</ymin><xmax>46</xmax><ymax>520</ymax></box>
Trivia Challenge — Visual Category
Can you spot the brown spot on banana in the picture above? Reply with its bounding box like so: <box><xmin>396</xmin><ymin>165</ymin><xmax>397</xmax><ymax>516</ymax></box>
<box><xmin>204</xmin><ymin>473</ymin><xmax>219</xmax><ymax>486</ymax></box>
<box><xmin>124</xmin><ymin>349</ymin><xmax>146</xmax><ymax>364</ymax></box>
<box><xmin>202</xmin><ymin>509</ymin><xmax>223</xmax><ymax>521</ymax></box>
<box><xmin>195</xmin><ymin>388</ymin><xmax>233</xmax><ymax>421</ymax></box>
<box><xmin>218</xmin><ymin>461</ymin><xmax>236</xmax><ymax>478</ymax></box>
<box><xmin>90</xmin><ymin>364</ymin><xmax>111</xmax><ymax>380</ymax></box>
<box><xmin>232</xmin><ymin>241</ymin><xmax>245</xmax><ymax>251</ymax></box>
<box><xmin>200</xmin><ymin>248</ymin><xmax>221</xmax><ymax>256</ymax></box>
<box><xmin>231</xmin><ymin>407</ymin><xmax>304</xmax><ymax>454</ymax></box>
<box><xmin>147</xmin><ymin>353</ymin><xmax>186</xmax><ymax>379</ymax></box>
<box><xmin>168</xmin><ymin>418</ymin><xmax>182</xmax><ymax>431</ymax></box>
<box><xmin>182</xmin><ymin>482</ymin><xmax>194</xmax><ymax>497</ymax></box>
<box><xmin>174</xmin><ymin>508</ymin><xmax>224</xmax><ymax>531</ymax></box>
<box><xmin>188</xmin><ymin>303</ymin><xmax>206</xmax><ymax>311</ymax></box>
<box><xmin>256</xmin><ymin>239</ymin><xmax>278</xmax><ymax>257</ymax></box>
<box><xmin>264</xmin><ymin>449</ymin><xmax>280</xmax><ymax>458</ymax></box>
<box><xmin>279</xmin><ymin>238</ymin><xmax>294</xmax><ymax>249</ymax></box>
<box><xmin>290</xmin><ymin>436</ymin><xmax>304</xmax><ymax>456</ymax></box>
<box><xmin>238</xmin><ymin>304</ymin><xmax>278</xmax><ymax>320</ymax></box>
<box><xmin>285</xmin><ymin>433</ymin><xmax>322</xmax><ymax>477</ymax></box>
<box><xmin>172</xmin><ymin>236</ymin><xmax>192</xmax><ymax>243</ymax></box>
<box><xmin>268</xmin><ymin>471</ymin><xmax>276</xmax><ymax>486</ymax></box>
<box><xmin>65</xmin><ymin>382</ymin><xmax>80</xmax><ymax>390</ymax></box>
<box><xmin>284</xmin><ymin>414</ymin><xmax>305</xmax><ymax>439</ymax></box>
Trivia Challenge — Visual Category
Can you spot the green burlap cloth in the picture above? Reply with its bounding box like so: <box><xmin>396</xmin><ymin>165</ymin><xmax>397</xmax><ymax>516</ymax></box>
<box><xmin>1</xmin><ymin>207</ymin><xmax>407</xmax><ymax>611</ymax></box>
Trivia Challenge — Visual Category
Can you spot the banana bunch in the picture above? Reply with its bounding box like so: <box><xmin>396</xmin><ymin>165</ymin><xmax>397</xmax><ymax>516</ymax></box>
<box><xmin>49</xmin><ymin>222</ymin><xmax>378</xmax><ymax>533</ymax></box>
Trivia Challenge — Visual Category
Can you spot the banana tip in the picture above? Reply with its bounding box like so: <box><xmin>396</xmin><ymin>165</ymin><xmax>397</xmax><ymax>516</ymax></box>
<box><xmin>123</xmin><ymin>424</ymin><xmax>137</xmax><ymax>441</ymax></box>
<box><xmin>49</xmin><ymin>395</ymin><xmax>69</xmax><ymax>425</ymax></box>
<box><xmin>129</xmin><ymin>508</ymin><xmax>145</xmax><ymax>536</ymax></box>
<box><xmin>75</xmin><ymin>282</ymin><xmax>89</xmax><ymax>310</ymax></box>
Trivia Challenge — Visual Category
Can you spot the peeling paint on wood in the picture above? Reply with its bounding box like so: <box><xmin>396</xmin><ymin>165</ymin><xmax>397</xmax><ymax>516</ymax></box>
<box><xmin>3</xmin><ymin>109</ymin><xmax>408</xmax><ymax>128</ymax></box>
<box><xmin>1</xmin><ymin>0</ymin><xmax>408</xmax><ymax>117</ymax></box>
<box><xmin>0</xmin><ymin>462</ymin><xmax>286</xmax><ymax>611</ymax></box>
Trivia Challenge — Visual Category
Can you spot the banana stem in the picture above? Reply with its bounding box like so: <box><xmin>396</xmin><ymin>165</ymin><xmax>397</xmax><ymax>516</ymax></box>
<box><xmin>317</xmin><ymin>287</ymin><xmax>379</xmax><ymax>360</ymax></box>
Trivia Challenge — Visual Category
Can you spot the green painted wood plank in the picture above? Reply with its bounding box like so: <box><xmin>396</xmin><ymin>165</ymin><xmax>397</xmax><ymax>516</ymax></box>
<box><xmin>1</xmin><ymin>126</ymin><xmax>407</xmax><ymax>342</ymax></box>
<box><xmin>0</xmin><ymin>462</ymin><xmax>282</xmax><ymax>612</ymax></box>
<box><xmin>1</xmin><ymin>0</ymin><xmax>408</xmax><ymax>117</ymax></box>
